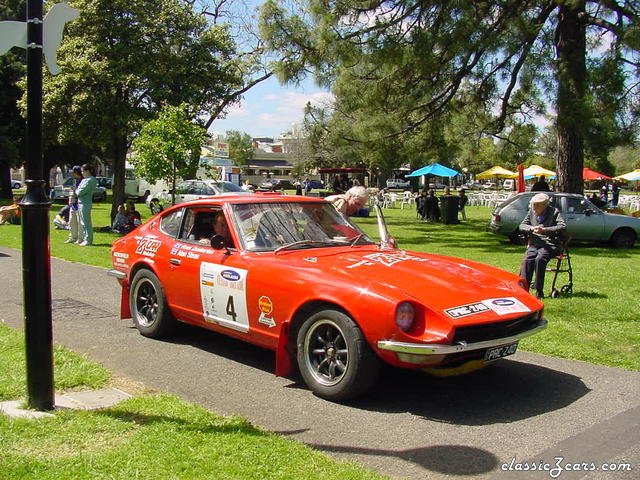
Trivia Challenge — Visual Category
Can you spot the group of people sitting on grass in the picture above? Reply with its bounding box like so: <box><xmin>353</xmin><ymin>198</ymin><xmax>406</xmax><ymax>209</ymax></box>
<box><xmin>53</xmin><ymin>201</ymin><xmax>141</xmax><ymax>235</ymax></box>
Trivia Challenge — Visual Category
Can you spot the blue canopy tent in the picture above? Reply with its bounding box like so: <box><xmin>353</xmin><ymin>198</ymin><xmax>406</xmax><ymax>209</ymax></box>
<box><xmin>406</xmin><ymin>163</ymin><xmax>460</xmax><ymax>178</ymax></box>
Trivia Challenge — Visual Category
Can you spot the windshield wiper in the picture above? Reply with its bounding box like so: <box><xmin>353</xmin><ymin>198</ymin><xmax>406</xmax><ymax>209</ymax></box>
<box><xmin>274</xmin><ymin>239</ymin><xmax>341</xmax><ymax>255</ymax></box>
<box><xmin>349</xmin><ymin>233</ymin><xmax>364</xmax><ymax>246</ymax></box>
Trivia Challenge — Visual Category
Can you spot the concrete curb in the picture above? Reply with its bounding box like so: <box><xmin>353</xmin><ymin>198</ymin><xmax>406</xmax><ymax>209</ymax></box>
<box><xmin>0</xmin><ymin>387</ymin><xmax>132</xmax><ymax>419</ymax></box>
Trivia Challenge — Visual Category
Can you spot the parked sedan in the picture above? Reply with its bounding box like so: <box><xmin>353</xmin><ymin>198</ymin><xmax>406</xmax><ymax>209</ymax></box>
<box><xmin>96</xmin><ymin>176</ymin><xmax>113</xmax><ymax>189</ymax></box>
<box><xmin>11</xmin><ymin>180</ymin><xmax>23</xmax><ymax>189</ymax></box>
<box><xmin>109</xmin><ymin>194</ymin><xmax>546</xmax><ymax>401</ymax></box>
<box><xmin>146</xmin><ymin>179</ymin><xmax>247</xmax><ymax>214</ymax></box>
<box><xmin>50</xmin><ymin>178</ymin><xmax>107</xmax><ymax>203</ymax></box>
<box><xmin>259</xmin><ymin>179</ymin><xmax>296</xmax><ymax>191</ymax></box>
<box><xmin>489</xmin><ymin>192</ymin><xmax>640</xmax><ymax>248</ymax></box>
<box><xmin>386</xmin><ymin>178</ymin><xmax>411</xmax><ymax>189</ymax></box>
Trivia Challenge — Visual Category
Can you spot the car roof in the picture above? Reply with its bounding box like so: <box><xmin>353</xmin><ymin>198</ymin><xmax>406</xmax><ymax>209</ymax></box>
<box><xmin>160</xmin><ymin>192</ymin><xmax>326</xmax><ymax>212</ymax></box>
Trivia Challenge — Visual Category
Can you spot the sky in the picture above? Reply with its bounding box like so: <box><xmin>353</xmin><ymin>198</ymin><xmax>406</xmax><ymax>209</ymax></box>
<box><xmin>208</xmin><ymin>76</ymin><xmax>333</xmax><ymax>140</ymax></box>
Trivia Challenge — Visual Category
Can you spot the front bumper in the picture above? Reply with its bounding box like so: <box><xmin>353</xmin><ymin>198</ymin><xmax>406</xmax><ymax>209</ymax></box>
<box><xmin>107</xmin><ymin>269</ymin><xmax>127</xmax><ymax>280</ymax></box>
<box><xmin>377</xmin><ymin>318</ymin><xmax>547</xmax><ymax>356</ymax></box>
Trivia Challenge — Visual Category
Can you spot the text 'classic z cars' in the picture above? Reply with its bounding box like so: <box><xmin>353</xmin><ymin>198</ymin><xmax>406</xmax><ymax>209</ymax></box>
<box><xmin>109</xmin><ymin>193</ymin><xmax>547</xmax><ymax>401</ymax></box>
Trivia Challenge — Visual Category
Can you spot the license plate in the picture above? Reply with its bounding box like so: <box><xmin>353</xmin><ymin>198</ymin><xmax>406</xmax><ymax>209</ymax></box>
<box><xmin>484</xmin><ymin>342</ymin><xmax>518</xmax><ymax>361</ymax></box>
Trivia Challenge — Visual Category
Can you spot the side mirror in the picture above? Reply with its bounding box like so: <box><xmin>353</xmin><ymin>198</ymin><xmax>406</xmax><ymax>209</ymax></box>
<box><xmin>584</xmin><ymin>208</ymin><xmax>593</xmax><ymax>216</ymax></box>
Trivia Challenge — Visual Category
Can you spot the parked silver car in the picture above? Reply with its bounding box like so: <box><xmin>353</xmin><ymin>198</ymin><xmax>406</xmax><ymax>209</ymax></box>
<box><xmin>489</xmin><ymin>192</ymin><xmax>640</xmax><ymax>248</ymax></box>
<box><xmin>146</xmin><ymin>179</ymin><xmax>248</xmax><ymax>214</ymax></box>
<box><xmin>50</xmin><ymin>178</ymin><xmax>107</xmax><ymax>203</ymax></box>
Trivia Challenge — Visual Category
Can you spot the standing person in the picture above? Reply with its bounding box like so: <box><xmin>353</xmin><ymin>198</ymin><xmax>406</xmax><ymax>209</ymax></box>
<box><xmin>611</xmin><ymin>183</ymin><xmax>620</xmax><ymax>207</ymax></box>
<box><xmin>64</xmin><ymin>166</ymin><xmax>83</xmax><ymax>243</ymax></box>
<box><xmin>518</xmin><ymin>193</ymin><xmax>566</xmax><ymax>299</ymax></box>
<box><xmin>458</xmin><ymin>188</ymin><xmax>468</xmax><ymax>220</ymax></box>
<box><xmin>531</xmin><ymin>175</ymin><xmax>551</xmax><ymax>192</ymax></box>
<box><xmin>75</xmin><ymin>164</ymin><xmax>98</xmax><ymax>246</ymax></box>
<box><xmin>424</xmin><ymin>189</ymin><xmax>440</xmax><ymax>222</ymax></box>
<box><xmin>303</xmin><ymin>178</ymin><xmax>312</xmax><ymax>194</ymax></box>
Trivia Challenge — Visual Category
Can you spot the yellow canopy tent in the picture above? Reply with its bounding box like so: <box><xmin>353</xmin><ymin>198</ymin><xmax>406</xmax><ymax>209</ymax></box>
<box><xmin>523</xmin><ymin>165</ymin><xmax>556</xmax><ymax>179</ymax></box>
<box><xmin>614</xmin><ymin>169</ymin><xmax>640</xmax><ymax>181</ymax></box>
<box><xmin>475</xmin><ymin>166</ymin><xmax>516</xmax><ymax>179</ymax></box>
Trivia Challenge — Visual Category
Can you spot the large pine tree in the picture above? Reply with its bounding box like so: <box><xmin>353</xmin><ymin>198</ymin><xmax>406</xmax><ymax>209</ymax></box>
<box><xmin>260</xmin><ymin>1</ymin><xmax>639</xmax><ymax>193</ymax></box>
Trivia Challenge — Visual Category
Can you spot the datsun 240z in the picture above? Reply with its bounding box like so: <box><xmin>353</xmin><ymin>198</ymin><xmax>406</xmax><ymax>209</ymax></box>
<box><xmin>109</xmin><ymin>193</ymin><xmax>547</xmax><ymax>401</ymax></box>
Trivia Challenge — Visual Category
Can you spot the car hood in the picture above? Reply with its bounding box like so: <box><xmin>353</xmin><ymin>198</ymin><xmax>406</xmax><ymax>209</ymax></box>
<box><xmin>266</xmin><ymin>246</ymin><xmax>537</xmax><ymax>318</ymax></box>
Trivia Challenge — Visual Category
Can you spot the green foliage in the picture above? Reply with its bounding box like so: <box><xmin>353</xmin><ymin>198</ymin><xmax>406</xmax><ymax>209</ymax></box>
<box><xmin>260</xmin><ymin>1</ymin><xmax>640</xmax><ymax>192</ymax></box>
<box><xmin>131</xmin><ymin>104</ymin><xmax>207</xmax><ymax>202</ymax></box>
<box><xmin>0</xmin><ymin>0</ymin><xmax>26</xmax><ymax>198</ymax></box>
<box><xmin>226</xmin><ymin>130</ymin><xmax>254</xmax><ymax>166</ymax></box>
<box><xmin>37</xmin><ymin>0</ymin><xmax>244</xmax><ymax>214</ymax></box>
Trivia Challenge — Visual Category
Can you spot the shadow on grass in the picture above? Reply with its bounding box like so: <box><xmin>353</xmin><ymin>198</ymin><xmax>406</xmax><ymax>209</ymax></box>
<box><xmin>96</xmin><ymin>405</ymin><xmax>266</xmax><ymax>436</ymax></box>
<box><xmin>555</xmin><ymin>291</ymin><xmax>608</xmax><ymax>299</ymax></box>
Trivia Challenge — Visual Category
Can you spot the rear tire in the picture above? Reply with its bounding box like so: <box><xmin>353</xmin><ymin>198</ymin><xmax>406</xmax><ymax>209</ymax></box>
<box><xmin>296</xmin><ymin>309</ymin><xmax>380</xmax><ymax>401</ymax></box>
<box><xmin>129</xmin><ymin>269</ymin><xmax>176</xmax><ymax>338</ymax></box>
<box><xmin>610</xmin><ymin>229</ymin><xmax>635</xmax><ymax>249</ymax></box>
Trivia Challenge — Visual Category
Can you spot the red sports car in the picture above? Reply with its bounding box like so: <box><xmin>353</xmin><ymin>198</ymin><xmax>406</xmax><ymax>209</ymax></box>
<box><xmin>109</xmin><ymin>193</ymin><xmax>546</xmax><ymax>401</ymax></box>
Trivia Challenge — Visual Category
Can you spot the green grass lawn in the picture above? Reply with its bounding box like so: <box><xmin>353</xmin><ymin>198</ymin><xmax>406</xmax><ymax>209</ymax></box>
<box><xmin>0</xmin><ymin>325</ymin><xmax>385</xmax><ymax>480</ymax></box>
<box><xmin>1</xmin><ymin>197</ymin><xmax>638</xmax><ymax>370</ymax></box>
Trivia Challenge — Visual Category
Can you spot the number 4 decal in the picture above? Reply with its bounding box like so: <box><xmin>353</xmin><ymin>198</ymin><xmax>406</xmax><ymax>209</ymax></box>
<box><xmin>226</xmin><ymin>295</ymin><xmax>238</xmax><ymax>322</ymax></box>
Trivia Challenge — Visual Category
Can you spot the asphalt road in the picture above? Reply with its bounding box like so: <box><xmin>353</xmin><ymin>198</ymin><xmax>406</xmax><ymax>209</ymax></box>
<box><xmin>1</xmin><ymin>246</ymin><xmax>638</xmax><ymax>480</ymax></box>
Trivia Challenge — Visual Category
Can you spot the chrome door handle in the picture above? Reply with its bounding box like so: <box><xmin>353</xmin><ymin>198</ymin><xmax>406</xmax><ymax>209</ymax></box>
<box><xmin>169</xmin><ymin>258</ymin><xmax>181</xmax><ymax>266</ymax></box>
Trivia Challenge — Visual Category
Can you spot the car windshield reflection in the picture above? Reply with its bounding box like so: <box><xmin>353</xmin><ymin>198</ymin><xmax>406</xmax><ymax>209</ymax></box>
<box><xmin>231</xmin><ymin>202</ymin><xmax>374</xmax><ymax>251</ymax></box>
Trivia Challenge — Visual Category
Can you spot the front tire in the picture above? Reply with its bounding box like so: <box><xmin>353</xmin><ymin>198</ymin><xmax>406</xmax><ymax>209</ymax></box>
<box><xmin>296</xmin><ymin>309</ymin><xmax>380</xmax><ymax>401</ymax></box>
<box><xmin>129</xmin><ymin>269</ymin><xmax>176</xmax><ymax>338</ymax></box>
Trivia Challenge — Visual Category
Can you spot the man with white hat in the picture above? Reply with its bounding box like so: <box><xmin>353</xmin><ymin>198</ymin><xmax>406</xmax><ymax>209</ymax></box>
<box><xmin>518</xmin><ymin>193</ymin><xmax>566</xmax><ymax>299</ymax></box>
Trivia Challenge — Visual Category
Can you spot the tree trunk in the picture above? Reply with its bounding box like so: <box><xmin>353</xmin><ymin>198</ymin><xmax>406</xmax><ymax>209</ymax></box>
<box><xmin>554</xmin><ymin>1</ymin><xmax>587</xmax><ymax>194</ymax></box>
<box><xmin>110</xmin><ymin>133</ymin><xmax>127</xmax><ymax>221</ymax></box>
<box><xmin>0</xmin><ymin>161</ymin><xmax>14</xmax><ymax>199</ymax></box>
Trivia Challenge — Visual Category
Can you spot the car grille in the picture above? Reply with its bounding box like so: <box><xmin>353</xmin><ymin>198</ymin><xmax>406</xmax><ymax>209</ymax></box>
<box><xmin>452</xmin><ymin>313</ymin><xmax>539</xmax><ymax>344</ymax></box>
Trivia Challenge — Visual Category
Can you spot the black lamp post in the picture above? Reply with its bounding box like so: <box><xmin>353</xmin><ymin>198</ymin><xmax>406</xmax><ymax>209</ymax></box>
<box><xmin>21</xmin><ymin>0</ymin><xmax>55</xmax><ymax>411</ymax></box>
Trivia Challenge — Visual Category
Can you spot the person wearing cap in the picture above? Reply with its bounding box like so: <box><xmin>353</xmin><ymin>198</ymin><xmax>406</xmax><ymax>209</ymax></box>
<box><xmin>518</xmin><ymin>193</ymin><xmax>566</xmax><ymax>299</ymax></box>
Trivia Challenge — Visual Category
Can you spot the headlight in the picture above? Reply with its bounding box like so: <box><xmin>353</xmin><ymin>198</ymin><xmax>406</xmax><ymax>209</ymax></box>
<box><xmin>395</xmin><ymin>302</ymin><xmax>415</xmax><ymax>332</ymax></box>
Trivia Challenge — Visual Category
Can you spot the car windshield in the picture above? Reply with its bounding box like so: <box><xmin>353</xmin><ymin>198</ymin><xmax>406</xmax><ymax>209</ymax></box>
<box><xmin>212</xmin><ymin>182</ymin><xmax>244</xmax><ymax>193</ymax></box>
<box><xmin>231</xmin><ymin>201</ymin><xmax>374</xmax><ymax>252</ymax></box>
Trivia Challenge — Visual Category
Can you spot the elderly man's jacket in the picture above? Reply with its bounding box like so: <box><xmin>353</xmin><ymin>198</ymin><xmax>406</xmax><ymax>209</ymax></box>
<box><xmin>519</xmin><ymin>206</ymin><xmax>567</xmax><ymax>251</ymax></box>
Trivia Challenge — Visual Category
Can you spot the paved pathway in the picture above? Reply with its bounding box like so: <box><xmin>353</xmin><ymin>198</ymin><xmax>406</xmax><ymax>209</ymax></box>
<box><xmin>1</xmin><ymin>246</ymin><xmax>638</xmax><ymax>479</ymax></box>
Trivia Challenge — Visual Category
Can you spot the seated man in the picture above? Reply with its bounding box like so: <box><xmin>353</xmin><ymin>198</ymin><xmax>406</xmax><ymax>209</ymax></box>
<box><xmin>518</xmin><ymin>193</ymin><xmax>566</xmax><ymax>299</ymax></box>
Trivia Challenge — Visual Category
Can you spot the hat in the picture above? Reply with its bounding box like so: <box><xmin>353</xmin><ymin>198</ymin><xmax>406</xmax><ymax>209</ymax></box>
<box><xmin>531</xmin><ymin>193</ymin><xmax>550</xmax><ymax>204</ymax></box>
<box><xmin>72</xmin><ymin>165</ymin><xmax>82</xmax><ymax>175</ymax></box>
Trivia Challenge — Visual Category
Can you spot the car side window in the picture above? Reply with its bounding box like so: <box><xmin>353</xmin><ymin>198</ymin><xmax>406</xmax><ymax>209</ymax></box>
<box><xmin>159</xmin><ymin>208</ymin><xmax>184</xmax><ymax>238</ymax></box>
<box><xmin>178</xmin><ymin>208</ymin><xmax>223</xmax><ymax>244</ymax></box>
<box><xmin>565</xmin><ymin>197</ymin><xmax>586</xmax><ymax>214</ymax></box>
<box><xmin>175</xmin><ymin>182</ymin><xmax>190</xmax><ymax>195</ymax></box>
